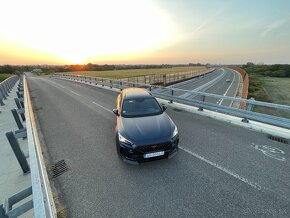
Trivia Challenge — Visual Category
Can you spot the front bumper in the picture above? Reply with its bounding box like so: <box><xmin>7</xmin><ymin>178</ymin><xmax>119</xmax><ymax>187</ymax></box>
<box><xmin>118</xmin><ymin>136</ymin><xmax>179</xmax><ymax>164</ymax></box>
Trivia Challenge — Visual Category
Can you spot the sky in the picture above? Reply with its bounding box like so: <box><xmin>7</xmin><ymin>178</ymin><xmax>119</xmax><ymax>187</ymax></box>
<box><xmin>0</xmin><ymin>0</ymin><xmax>290</xmax><ymax>65</ymax></box>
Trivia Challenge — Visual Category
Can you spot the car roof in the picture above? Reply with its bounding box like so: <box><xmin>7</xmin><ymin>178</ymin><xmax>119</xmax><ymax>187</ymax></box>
<box><xmin>122</xmin><ymin>88</ymin><xmax>152</xmax><ymax>99</ymax></box>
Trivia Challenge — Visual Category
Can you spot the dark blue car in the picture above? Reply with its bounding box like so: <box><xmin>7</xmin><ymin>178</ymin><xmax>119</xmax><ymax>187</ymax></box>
<box><xmin>113</xmin><ymin>88</ymin><xmax>179</xmax><ymax>164</ymax></box>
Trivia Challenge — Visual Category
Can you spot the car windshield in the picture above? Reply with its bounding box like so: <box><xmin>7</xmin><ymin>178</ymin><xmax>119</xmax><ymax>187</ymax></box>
<box><xmin>121</xmin><ymin>97</ymin><xmax>163</xmax><ymax>118</ymax></box>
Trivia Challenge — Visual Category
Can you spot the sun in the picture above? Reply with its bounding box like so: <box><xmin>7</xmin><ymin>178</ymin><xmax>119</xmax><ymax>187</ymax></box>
<box><xmin>0</xmin><ymin>0</ymin><xmax>178</xmax><ymax>64</ymax></box>
<box><xmin>63</xmin><ymin>53</ymin><xmax>89</xmax><ymax>65</ymax></box>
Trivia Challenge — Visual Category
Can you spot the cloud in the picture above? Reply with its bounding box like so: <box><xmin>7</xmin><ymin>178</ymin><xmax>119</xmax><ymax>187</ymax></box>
<box><xmin>260</xmin><ymin>17</ymin><xmax>289</xmax><ymax>38</ymax></box>
<box><xmin>190</xmin><ymin>7</ymin><xmax>226</xmax><ymax>36</ymax></box>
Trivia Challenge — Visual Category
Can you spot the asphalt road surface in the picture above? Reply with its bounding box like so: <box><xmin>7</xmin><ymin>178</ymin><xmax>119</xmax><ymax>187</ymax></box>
<box><xmin>153</xmin><ymin>68</ymin><xmax>240</xmax><ymax>106</ymax></box>
<box><xmin>27</xmin><ymin>75</ymin><xmax>289</xmax><ymax>218</ymax></box>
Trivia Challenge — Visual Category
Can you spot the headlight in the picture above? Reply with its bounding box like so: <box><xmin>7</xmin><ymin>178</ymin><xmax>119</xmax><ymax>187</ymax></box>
<box><xmin>172</xmin><ymin>126</ymin><xmax>178</xmax><ymax>138</ymax></box>
<box><xmin>118</xmin><ymin>133</ymin><xmax>133</xmax><ymax>146</ymax></box>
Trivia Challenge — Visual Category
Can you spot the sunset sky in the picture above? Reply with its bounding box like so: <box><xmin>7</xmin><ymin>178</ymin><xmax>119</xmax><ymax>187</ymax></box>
<box><xmin>1</xmin><ymin>0</ymin><xmax>290</xmax><ymax>65</ymax></box>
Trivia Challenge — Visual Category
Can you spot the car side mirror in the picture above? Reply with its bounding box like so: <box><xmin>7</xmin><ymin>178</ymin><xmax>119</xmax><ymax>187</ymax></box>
<box><xmin>113</xmin><ymin>109</ymin><xmax>119</xmax><ymax>116</ymax></box>
<box><xmin>162</xmin><ymin>105</ymin><xmax>167</xmax><ymax>111</ymax></box>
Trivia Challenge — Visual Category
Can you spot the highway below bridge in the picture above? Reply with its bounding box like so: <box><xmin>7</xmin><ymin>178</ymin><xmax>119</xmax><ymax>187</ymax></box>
<box><xmin>27</xmin><ymin>69</ymin><xmax>290</xmax><ymax>217</ymax></box>
<box><xmin>154</xmin><ymin>67</ymin><xmax>241</xmax><ymax>106</ymax></box>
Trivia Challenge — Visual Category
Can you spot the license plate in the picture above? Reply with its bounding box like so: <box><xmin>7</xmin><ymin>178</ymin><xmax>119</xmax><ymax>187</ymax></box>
<box><xmin>144</xmin><ymin>151</ymin><xmax>164</xmax><ymax>158</ymax></box>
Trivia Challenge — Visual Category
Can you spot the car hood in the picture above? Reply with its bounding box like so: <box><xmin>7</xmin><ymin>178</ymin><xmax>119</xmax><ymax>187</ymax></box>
<box><xmin>120</xmin><ymin>113</ymin><xmax>174</xmax><ymax>145</ymax></box>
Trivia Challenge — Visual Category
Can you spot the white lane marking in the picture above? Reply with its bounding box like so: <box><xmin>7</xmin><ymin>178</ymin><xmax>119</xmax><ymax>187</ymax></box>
<box><xmin>179</xmin><ymin>146</ymin><xmax>263</xmax><ymax>191</ymax></box>
<box><xmin>251</xmin><ymin>143</ymin><xmax>286</xmax><ymax>161</ymax></box>
<box><xmin>44</xmin><ymin>78</ymin><xmax>113</xmax><ymax>113</ymax></box>
<box><xmin>219</xmin><ymin>70</ymin><xmax>236</xmax><ymax>105</ymax></box>
<box><xmin>92</xmin><ymin>101</ymin><xmax>112</xmax><ymax>113</ymax></box>
<box><xmin>193</xmin><ymin>70</ymin><xmax>225</xmax><ymax>92</ymax></box>
<box><xmin>70</xmin><ymin>90</ymin><xmax>80</xmax><ymax>96</ymax></box>
<box><xmin>58</xmin><ymin>84</ymin><xmax>66</xmax><ymax>89</ymax></box>
<box><xmin>179</xmin><ymin>70</ymin><xmax>226</xmax><ymax>98</ymax></box>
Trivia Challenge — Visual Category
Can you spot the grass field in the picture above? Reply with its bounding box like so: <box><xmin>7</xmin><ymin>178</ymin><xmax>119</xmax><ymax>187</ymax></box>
<box><xmin>63</xmin><ymin>66</ymin><xmax>206</xmax><ymax>79</ymax></box>
<box><xmin>249</xmin><ymin>76</ymin><xmax>290</xmax><ymax>118</ymax></box>
<box><xmin>0</xmin><ymin>74</ymin><xmax>11</xmax><ymax>82</ymax></box>
<box><xmin>259</xmin><ymin>77</ymin><xmax>290</xmax><ymax>106</ymax></box>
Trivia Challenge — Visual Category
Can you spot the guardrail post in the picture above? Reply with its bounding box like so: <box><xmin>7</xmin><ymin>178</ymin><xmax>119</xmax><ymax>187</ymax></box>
<box><xmin>5</xmin><ymin>132</ymin><xmax>30</xmax><ymax>174</ymax></box>
<box><xmin>7</xmin><ymin>80</ymin><xmax>13</xmax><ymax>91</ymax></box>
<box><xmin>14</xmin><ymin>98</ymin><xmax>22</xmax><ymax>109</ymax></box>
<box><xmin>19</xmin><ymin>98</ymin><xmax>24</xmax><ymax>108</ymax></box>
<box><xmin>6</xmin><ymin>80</ymin><xmax>11</xmax><ymax>91</ymax></box>
<box><xmin>119</xmin><ymin>81</ymin><xmax>122</xmax><ymax>90</ymax></box>
<box><xmin>7</xmin><ymin>80</ymin><xmax>12</xmax><ymax>91</ymax></box>
<box><xmin>0</xmin><ymin>86</ymin><xmax>7</xmax><ymax>99</ymax></box>
<box><xmin>8</xmin><ymin>186</ymin><xmax>32</xmax><ymax>208</ymax></box>
<box><xmin>14</xmin><ymin>98</ymin><xmax>26</xmax><ymax>121</ymax></box>
<box><xmin>247</xmin><ymin>97</ymin><xmax>255</xmax><ymax>111</ymax></box>
<box><xmin>169</xmin><ymin>89</ymin><xmax>174</xmax><ymax>103</ymax></box>
<box><xmin>17</xmin><ymin>86</ymin><xmax>23</xmax><ymax>92</ymax></box>
<box><xmin>11</xmin><ymin>109</ymin><xmax>24</xmax><ymax>130</ymax></box>
<box><xmin>198</xmin><ymin>95</ymin><xmax>205</xmax><ymax>111</ymax></box>
<box><xmin>16</xmin><ymin>90</ymin><xmax>24</xmax><ymax>99</ymax></box>
<box><xmin>163</xmin><ymin>75</ymin><xmax>166</xmax><ymax>86</ymax></box>
<box><xmin>1</xmin><ymin>186</ymin><xmax>33</xmax><ymax>217</ymax></box>
<box><xmin>0</xmin><ymin>90</ymin><xmax>5</xmax><ymax>106</ymax></box>
<box><xmin>110</xmin><ymin>80</ymin><xmax>113</xmax><ymax>88</ymax></box>
<box><xmin>0</xmin><ymin>204</ymin><xmax>7</xmax><ymax>218</ymax></box>
<box><xmin>4</xmin><ymin>81</ymin><xmax>11</xmax><ymax>93</ymax></box>
<box><xmin>1</xmin><ymin>84</ymin><xmax>8</xmax><ymax>97</ymax></box>
<box><xmin>242</xmin><ymin>97</ymin><xmax>255</xmax><ymax>123</ymax></box>
<box><xmin>14</xmin><ymin>128</ymin><xmax>27</xmax><ymax>140</ymax></box>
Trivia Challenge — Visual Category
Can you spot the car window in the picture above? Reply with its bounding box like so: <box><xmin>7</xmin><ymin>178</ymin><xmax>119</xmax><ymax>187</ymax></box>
<box><xmin>121</xmin><ymin>97</ymin><xmax>162</xmax><ymax>118</ymax></box>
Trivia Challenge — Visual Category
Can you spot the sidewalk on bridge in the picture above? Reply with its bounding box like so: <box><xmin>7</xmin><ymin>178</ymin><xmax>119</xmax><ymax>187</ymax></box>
<box><xmin>0</xmin><ymin>83</ymin><xmax>32</xmax><ymax>217</ymax></box>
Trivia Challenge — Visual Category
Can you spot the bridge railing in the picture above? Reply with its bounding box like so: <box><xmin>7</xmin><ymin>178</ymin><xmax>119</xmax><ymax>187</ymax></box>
<box><xmin>0</xmin><ymin>75</ymin><xmax>19</xmax><ymax>107</ymax></box>
<box><xmin>24</xmin><ymin>76</ymin><xmax>57</xmax><ymax>217</ymax></box>
<box><xmin>118</xmin><ymin>68</ymin><xmax>215</xmax><ymax>86</ymax></box>
<box><xmin>51</xmin><ymin>74</ymin><xmax>290</xmax><ymax>129</ymax></box>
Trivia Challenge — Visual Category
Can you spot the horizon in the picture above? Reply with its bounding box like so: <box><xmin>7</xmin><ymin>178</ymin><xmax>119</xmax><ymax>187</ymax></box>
<box><xmin>1</xmin><ymin>0</ymin><xmax>290</xmax><ymax>65</ymax></box>
<box><xmin>1</xmin><ymin>62</ymin><xmax>287</xmax><ymax>67</ymax></box>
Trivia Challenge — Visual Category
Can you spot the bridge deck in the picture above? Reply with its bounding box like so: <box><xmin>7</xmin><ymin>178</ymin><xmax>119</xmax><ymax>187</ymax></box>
<box><xmin>27</xmin><ymin>75</ymin><xmax>290</xmax><ymax>217</ymax></box>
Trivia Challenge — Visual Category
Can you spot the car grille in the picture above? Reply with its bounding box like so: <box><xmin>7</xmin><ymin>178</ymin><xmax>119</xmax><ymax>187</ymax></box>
<box><xmin>137</xmin><ymin>142</ymin><xmax>170</xmax><ymax>153</ymax></box>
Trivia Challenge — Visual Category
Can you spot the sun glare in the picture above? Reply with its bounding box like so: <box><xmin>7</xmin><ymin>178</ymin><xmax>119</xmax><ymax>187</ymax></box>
<box><xmin>0</xmin><ymin>0</ymin><xmax>177</xmax><ymax>64</ymax></box>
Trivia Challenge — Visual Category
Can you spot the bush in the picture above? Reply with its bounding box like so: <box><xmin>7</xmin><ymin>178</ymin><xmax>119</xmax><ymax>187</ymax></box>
<box><xmin>0</xmin><ymin>74</ymin><xmax>10</xmax><ymax>82</ymax></box>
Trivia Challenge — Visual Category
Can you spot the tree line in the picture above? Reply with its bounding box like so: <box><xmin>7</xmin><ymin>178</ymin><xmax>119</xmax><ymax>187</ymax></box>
<box><xmin>242</xmin><ymin>62</ymin><xmax>290</xmax><ymax>77</ymax></box>
<box><xmin>0</xmin><ymin>63</ymin><xmax>207</xmax><ymax>75</ymax></box>
<box><xmin>0</xmin><ymin>65</ymin><xmax>66</xmax><ymax>75</ymax></box>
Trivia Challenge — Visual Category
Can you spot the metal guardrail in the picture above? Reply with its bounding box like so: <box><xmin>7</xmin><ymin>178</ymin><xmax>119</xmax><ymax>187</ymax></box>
<box><xmin>118</xmin><ymin>68</ymin><xmax>215</xmax><ymax>86</ymax></box>
<box><xmin>0</xmin><ymin>75</ymin><xmax>19</xmax><ymax>107</ymax></box>
<box><xmin>51</xmin><ymin>73</ymin><xmax>290</xmax><ymax>129</ymax></box>
<box><xmin>24</xmin><ymin>76</ymin><xmax>57</xmax><ymax>217</ymax></box>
